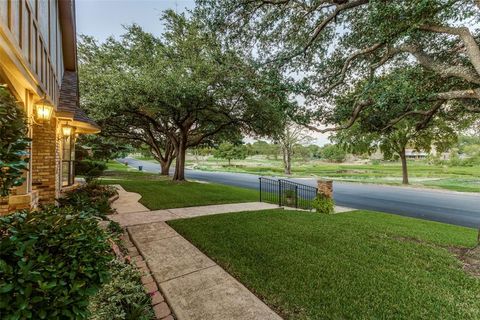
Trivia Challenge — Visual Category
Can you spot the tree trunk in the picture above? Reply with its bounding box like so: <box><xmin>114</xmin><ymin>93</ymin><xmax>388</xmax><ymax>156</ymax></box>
<box><xmin>399</xmin><ymin>148</ymin><xmax>409</xmax><ymax>185</ymax></box>
<box><xmin>173</xmin><ymin>138</ymin><xmax>187</xmax><ymax>181</ymax></box>
<box><xmin>159</xmin><ymin>157</ymin><xmax>173</xmax><ymax>176</ymax></box>
<box><xmin>477</xmin><ymin>228</ymin><xmax>480</xmax><ymax>246</ymax></box>
<box><xmin>228</xmin><ymin>158</ymin><xmax>231</xmax><ymax>166</ymax></box>
<box><xmin>154</xmin><ymin>151</ymin><xmax>175</xmax><ymax>176</ymax></box>
<box><xmin>282</xmin><ymin>146</ymin><xmax>291</xmax><ymax>175</ymax></box>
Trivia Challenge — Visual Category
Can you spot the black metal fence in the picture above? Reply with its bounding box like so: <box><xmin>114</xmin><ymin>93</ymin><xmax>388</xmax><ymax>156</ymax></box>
<box><xmin>259</xmin><ymin>177</ymin><xmax>318</xmax><ymax>210</ymax></box>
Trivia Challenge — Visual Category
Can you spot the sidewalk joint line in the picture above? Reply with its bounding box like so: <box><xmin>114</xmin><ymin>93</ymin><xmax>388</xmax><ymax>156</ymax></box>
<box><xmin>157</xmin><ymin>264</ymin><xmax>217</xmax><ymax>284</ymax></box>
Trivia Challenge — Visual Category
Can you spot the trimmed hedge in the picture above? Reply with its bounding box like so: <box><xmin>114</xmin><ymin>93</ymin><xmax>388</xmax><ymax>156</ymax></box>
<box><xmin>0</xmin><ymin>206</ymin><xmax>113</xmax><ymax>319</ymax></box>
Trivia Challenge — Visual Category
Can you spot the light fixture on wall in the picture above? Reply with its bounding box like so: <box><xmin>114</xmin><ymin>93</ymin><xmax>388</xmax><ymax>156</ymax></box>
<box><xmin>34</xmin><ymin>97</ymin><xmax>54</xmax><ymax>122</ymax></box>
<box><xmin>62</xmin><ymin>124</ymin><xmax>73</xmax><ymax>137</ymax></box>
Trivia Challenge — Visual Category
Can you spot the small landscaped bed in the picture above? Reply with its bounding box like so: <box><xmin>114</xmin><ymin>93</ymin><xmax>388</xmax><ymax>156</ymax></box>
<box><xmin>100</xmin><ymin>163</ymin><xmax>258</xmax><ymax>209</ymax></box>
<box><xmin>168</xmin><ymin>209</ymin><xmax>480</xmax><ymax>319</ymax></box>
<box><xmin>0</xmin><ymin>182</ymin><xmax>154</xmax><ymax>319</ymax></box>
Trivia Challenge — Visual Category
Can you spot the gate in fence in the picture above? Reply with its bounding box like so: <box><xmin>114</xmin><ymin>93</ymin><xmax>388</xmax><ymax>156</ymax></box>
<box><xmin>259</xmin><ymin>177</ymin><xmax>318</xmax><ymax>210</ymax></box>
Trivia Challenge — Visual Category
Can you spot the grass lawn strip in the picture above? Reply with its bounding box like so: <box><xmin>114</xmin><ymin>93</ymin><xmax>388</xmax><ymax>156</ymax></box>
<box><xmin>168</xmin><ymin>209</ymin><xmax>480</xmax><ymax>320</ymax></box>
<box><xmin>100</xmin><ymin>163</ymin><xmax>258</xmax><ymax>209</ymax></box>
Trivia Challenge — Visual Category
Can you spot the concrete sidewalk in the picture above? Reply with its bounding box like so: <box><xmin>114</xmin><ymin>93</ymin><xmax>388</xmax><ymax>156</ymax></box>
<box><xmin>108</xmin><ymin>185</ymin><xmax>354</xmax><ymax>227</ymax></box>
<box><xmin>128</xmin><ymin>222</ymin><xmax>282</xmax><ymax>320</ymax></box>
<box><xmin>110</xmin><ymin>184</ymin><xmax>150</xmax><ymax>214</ymax></box>
<box><xmin>108</xmin><ymin>185</ymin><xmax>283</xmax><ymax>319</ymax></box>
<box><xmin>109</xmin><ymin>202</ymin><xmax>280</xmax><ymax>227</ymax></box>
<box><xmin>108</xmin><ymin>184</ymin><xmax>281</xmax><ymax>227</ymax></box>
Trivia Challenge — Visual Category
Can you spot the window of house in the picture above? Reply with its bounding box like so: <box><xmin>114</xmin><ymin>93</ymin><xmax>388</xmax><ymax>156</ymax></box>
<box><xmin>61</xmin><ymin>134</ymin><xmax>75</xmax><ymax>186</ymax></box>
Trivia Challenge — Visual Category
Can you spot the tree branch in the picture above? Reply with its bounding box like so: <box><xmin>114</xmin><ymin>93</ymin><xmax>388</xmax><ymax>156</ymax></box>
<box><xmin>381</xmin><ymin>101</ymin><xmax>444</xmax><ymax>132</ymax></box>
<box><xmin>419</xmin><ymin>24</ymin><xmax>480</xmax><ymax>77</ymax></box>
<box><xmin>304</xmin><ymin>0</ymin><xmax>369</xmax><ymax>52</ymax></box>
<box><xmin>303</xmin><ymin>99</ymin><xmax>372</xmax><ymax>133</ymax></box>
<box><xmin>319</xmin><ymin>42</ymin><xmax>383</xmax><ymax>96</ymax></box>
<box><xmin>395</xmin><ymin>44</ymin><xmax>480</xmax><ymax>84</ymax></box>
<box><xmin>433</xmin><ymin>88</ymin><xmax>480</xmax><ymax>100</ymax></box>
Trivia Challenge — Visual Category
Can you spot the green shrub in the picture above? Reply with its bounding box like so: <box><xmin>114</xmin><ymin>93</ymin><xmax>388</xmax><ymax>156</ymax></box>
<box><xmin>0</xmin><ymin>86</ymin><xmax>30</xmax><ymax>196</ymax></box>
<box><xmin>75</xmin><ymin>160</ymin><xmax>108</xmax><ymax>183</ymax></box>
<box><xmin>283</xmin><ymin>189</ymin><xmax>296</xmax><ymax>206</ymax></box>
<box><xmin>88</xmin><ymin>260</ymin><xmax>154</xmax><ymax>320</ymax></box>
<box><xmin>0</xmin><ymin>206</ymin><xmax>113</xmax><ymax>319</ymax></box>
<box><xmin>312</xmin><ymin>193</ymin><xmax>335</xmax><ymax>214</ymax></box>
<box><xmin>107</xmin><ymin>221</ymin><xmax>124</xmax><ymax>237</ymax></box>
<box><xmin>58</xmin><ymin>184</ymin><xmax>116</xmax><ymax>218</ymax></box>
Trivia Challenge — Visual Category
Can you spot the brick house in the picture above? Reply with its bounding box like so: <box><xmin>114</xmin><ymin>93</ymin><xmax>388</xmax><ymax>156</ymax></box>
<box><xmin>0</xmin><ymin>0</ymin><xmax>99</xmax><ymax>215</ymax></box>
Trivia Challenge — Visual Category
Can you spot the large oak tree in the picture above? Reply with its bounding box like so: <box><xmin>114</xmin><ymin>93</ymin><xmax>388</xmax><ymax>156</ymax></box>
<box><xmin>332</xmin><ymin>67</ymin><xmax>475</xmax><ymax>184</ymax></box>
<box><xmin>79</xmin><ymin>12</ymin><xmax>289</xmax><ymax>180</ymax></box>
<box><xmin>197</xmin><ymin>0</ymin><xmax>480</xmax><ymax>131</ymax></box>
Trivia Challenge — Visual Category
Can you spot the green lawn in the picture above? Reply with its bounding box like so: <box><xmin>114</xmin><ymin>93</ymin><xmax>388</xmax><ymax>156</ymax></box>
<box><xmin>100</xmin><ymin>163</ymin><xmax>258</xmax><ymax>209</ymax></box>
<box><xmin>168</xmin><ymin>209</ymin><xmax>480</xmax><ymax>319</ymax></box>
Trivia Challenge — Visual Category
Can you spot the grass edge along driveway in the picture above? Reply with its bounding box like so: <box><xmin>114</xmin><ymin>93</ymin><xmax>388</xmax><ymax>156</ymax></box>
<box><xmin>100</xmin><ymin>163</ymin><xmax>258</xmax><ymax>209</ymax></box>
<box><xmin>168</xmin><ymin>209</ymin><xmax>480</xmax><ymax>320</ymax></box>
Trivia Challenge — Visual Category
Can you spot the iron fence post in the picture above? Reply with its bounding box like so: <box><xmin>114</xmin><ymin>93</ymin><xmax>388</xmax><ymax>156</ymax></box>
<box><xmin>295</xmin><ymin>185</ymin><xmax>298</xmax><ymax>208</ymax></box>
<box><xmin>278</xmin><ymin>179</ymin><xmax>282</xmax><ymax>207</ymax></box>
<box><xmin>259</xmin><ymin>177</ymin><xmax>262</xmax><ymax>202</ymax></box>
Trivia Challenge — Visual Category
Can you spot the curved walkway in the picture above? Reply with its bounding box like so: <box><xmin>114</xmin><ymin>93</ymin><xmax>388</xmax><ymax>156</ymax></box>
<box><xmin>107</xmin><ymin>185</ymin><xmax>282</xmax><ymax>320</ymax></box>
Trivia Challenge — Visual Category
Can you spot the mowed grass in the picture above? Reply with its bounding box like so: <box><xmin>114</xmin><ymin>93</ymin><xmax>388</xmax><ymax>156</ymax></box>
<box><xmin>100</xmin><ymin>162</ymin><xmax>258</xmax><ymax>209</ymax></box>
<box><xmin>168</xmin><ymin>209</ymin><xmax>480</xmax><ymax>319</ymax></box>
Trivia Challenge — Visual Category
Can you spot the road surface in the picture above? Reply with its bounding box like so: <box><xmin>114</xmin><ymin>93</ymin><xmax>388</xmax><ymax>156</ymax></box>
<box><xmin>119</xmin><ymin>158</ymin><xmax>480</xmax><ymax>228</ymax></box>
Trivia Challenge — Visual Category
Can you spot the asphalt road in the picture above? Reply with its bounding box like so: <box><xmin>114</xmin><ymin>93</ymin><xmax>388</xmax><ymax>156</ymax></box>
<box><xmin>120</xmin><ymin>157</ymin><xmax>480</xmax><ymax>228</ymax></box>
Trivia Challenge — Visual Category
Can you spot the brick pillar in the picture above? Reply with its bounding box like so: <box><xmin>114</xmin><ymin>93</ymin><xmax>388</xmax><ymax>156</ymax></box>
<box><xmin>317</xmin><ymin>179</ymin><xmax>333</xmax><ymax>199</ymax></box>
<box><xmin>0</xmin><ymin>197</ymin><xmax>8</xmax><ymax>216</ymax></box>
<box><xmin>31</xmin><ymin>117</ymin><xmax>60</xmax><ymax>204</ymax></box>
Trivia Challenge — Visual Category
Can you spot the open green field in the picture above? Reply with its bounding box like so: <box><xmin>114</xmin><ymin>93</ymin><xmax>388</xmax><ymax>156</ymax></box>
<box><xmin>169</xmin><ymin>209</ymin><xmax>480</xmax><ymax>319</ymax></box>
<box><xmin>180</xmin><ymin>156</ymin><xmax>480</xmax><ymax>192</ymax></box>
<box><xmin>100</xmin><ymin>162</ymin><xmax>258</xmax><ymax>209</ymax></box>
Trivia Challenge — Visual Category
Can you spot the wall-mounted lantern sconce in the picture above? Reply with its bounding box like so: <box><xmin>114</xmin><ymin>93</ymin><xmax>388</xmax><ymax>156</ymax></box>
<box><xmin>62</xmin><ymin>124</ymin><xmax>73</xmax><ymax>137</ymax></box>
<box><xmin>34</xmin><ymin>98</ymin><xmax>54</xmax><ymax>122</ymax></box>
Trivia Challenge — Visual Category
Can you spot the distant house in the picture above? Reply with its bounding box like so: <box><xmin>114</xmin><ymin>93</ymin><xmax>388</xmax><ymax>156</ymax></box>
<box><xmin>404</xmin><ymin>149</ymin><xmax>428</xmax><ymax>160</ymax></box>
<box><xmin>369</xmin><ymin>147</ymin><xmax>451</xmax><ymax>161</ymax></box>
<box><xmin>0</xmin><ymin>0</ymin><xmax>99</xmax><ymax>215</ymax></box>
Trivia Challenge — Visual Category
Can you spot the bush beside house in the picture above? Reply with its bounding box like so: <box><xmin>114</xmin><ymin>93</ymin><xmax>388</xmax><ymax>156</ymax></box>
<box><xmin>0</xmin><ymin>184</ymin><xmax>153</xmax><ymax>319</ymax></box>
<box><xmin>0</xmin><ymin>87</ymin><xmax>29</xmax><ymax>198</ymax></box>
<box><xmin>88</xmin><ymin>260</ymin><xmax>155</xmax><ymax>320</ymax></box>
<box><xmin>0</xmin><ymin>206</ymin><xmax>112</xmax><ymax>319</ymax></box>
<box><xmin>75</xmin><ymin>160</ymin><xmax>108</xmax><ymax>183</ymax></box>
<box><xmin>58</xmin><ymin>184</ymin><xmax>116</xmax><ymax>219</ymax></box>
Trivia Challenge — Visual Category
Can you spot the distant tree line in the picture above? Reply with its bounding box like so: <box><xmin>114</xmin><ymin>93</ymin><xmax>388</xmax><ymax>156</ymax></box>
<box><xmin>195</xmin><ymin>140</ymin><xmax>347</xmax><ymax>168</ymax></box>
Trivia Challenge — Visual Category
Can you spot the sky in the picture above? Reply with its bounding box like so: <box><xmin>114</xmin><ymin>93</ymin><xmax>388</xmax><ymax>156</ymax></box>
<box><xmin>75</xmin><ymin>0</ymin><xmax>330</xmax><ymax>146</ymax></box>
<box><xmin>76</xmin><ymin>0</ymin><xmax>195</xmax><ymax>41</ymax></box>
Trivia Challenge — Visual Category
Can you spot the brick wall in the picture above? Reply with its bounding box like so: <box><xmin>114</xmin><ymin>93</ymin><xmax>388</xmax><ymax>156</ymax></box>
<box><xmin>0</xmin><ymin>198</ymin><xmax>8</xmax><ymax>216</ymax></box>
<box><xmin>317</xmin><ymin>179</ymin><xmax>333</xmax><ymax>199</ymax></box>
<box><xmin>31</xmin><ymin>117</ymin><xmax>60</xmax><ymax>204</ymax></box>
<box><xmin>0</xmin><ymin>192</ymin><xmax>38</xmax><ymax>216</ymax></box>
<box><xmin>0</xmin><ymin>115</ymin><xmax>61</xmax><ymax>215</ymax></box>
